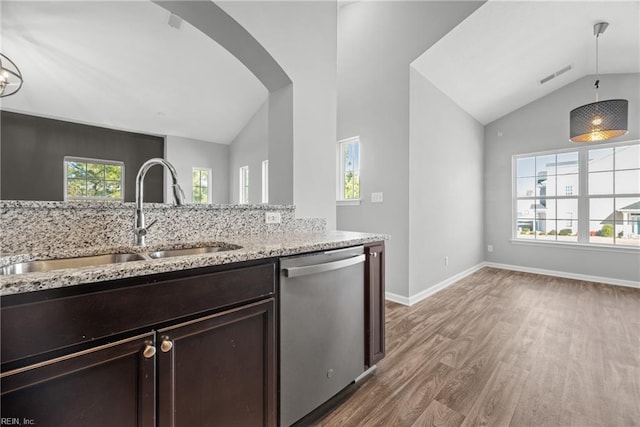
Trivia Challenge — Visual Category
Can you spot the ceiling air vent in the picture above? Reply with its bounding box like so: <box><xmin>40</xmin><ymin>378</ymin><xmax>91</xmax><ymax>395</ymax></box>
<box><xmin>539</xmin><ymin>64</ymin><xmax>573</xmax><ymax>85</ymax></box>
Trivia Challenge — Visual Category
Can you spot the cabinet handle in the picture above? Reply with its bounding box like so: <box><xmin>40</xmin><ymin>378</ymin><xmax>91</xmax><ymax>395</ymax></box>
<box><xmin>143</xmin><ymin>344</ymin><xmax>156</xmax><ymax>359</ymax></box>
<box><xmin>372</xmin><ymin>252</ymin><xmax>378</xmax><ymax>258</ymax></box>
<box><xmin>161</xmin><ymin>339</ymin><xmax>173</xmax><ymax>353</ymax></box>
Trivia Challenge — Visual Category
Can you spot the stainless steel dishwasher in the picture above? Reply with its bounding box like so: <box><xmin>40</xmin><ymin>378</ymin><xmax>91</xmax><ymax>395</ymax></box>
<box><xmin>280</xmin><ymin>246</ymin><xmax>365</xmax><ymax>427</ymax></box>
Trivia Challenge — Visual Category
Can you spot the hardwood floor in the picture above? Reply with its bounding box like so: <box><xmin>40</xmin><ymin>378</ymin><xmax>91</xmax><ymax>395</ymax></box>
<box><xmin>315</xmin><ymin>267</ymin><xmax>640</xmax><ymax>427</ymax></box>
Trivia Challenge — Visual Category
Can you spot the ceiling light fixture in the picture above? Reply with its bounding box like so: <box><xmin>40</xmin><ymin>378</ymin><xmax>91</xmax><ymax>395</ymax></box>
<box><xmin>0</xmin><ymin>53</ymin><xmax>23</xmax><ymax>97</ymax></box>
<box><xmin>569</xmin><ymin>22</ymin><xmax>628</xmax><ymax>143</ymax></box>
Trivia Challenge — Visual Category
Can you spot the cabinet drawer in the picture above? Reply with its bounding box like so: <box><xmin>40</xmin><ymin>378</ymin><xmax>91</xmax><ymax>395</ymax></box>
<box><xmin>1</xmin><ymin>261</ymin><xmax>275</xmax><ymax>365</ymax></box>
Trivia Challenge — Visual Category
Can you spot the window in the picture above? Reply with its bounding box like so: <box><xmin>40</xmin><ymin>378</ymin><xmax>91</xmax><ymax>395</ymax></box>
<box><xmin>513</xmin><ymin>140</ymin><xmax>640</xmax><ymax>247</ymax></box>
<box><xmin>64</xmin><ymin>157</ymin><xmax>124</xmax><ymax>201</ymax></box>
<box><xmin>239</xmin><ymin>166</ymin><xmax>249</xmax><ymax>204</ymax></box>
<box><xmin>338</xmin><ymin>137</ymin><xmax>360</xmax><ymax>201</ymax></box>
<box><xmin>262</xmin><ymin>160</ymin><xmax>269</xmax><ymax>204</ymax></box>
<box><xmin>515</xmin><ymin>151</ymin><xmax>579</xmax><ymax>242</ymax></box>
<box><xmin>588</xmin><ymin>144</ymin><xmax>640</xmax><ymax>245</ymax></box>
<box><xmin>192</xmin><ymin>168</ymin><xmax>211</xmax><ymax>204</ymax></box>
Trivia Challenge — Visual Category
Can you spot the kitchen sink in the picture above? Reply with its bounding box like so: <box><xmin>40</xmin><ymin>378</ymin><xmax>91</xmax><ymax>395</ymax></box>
<box><xmin>0</xmin><ymin>253</ymin><xmax>149</xmax><ymax>276</ymax></box>
<box><xmin>0</xmin><ymin>244</ymin><xmax>242</xmax><ymax>276</ymax></box>
<box><xmin>147</xmin><ymin>245</ymin><xmax>240</xmax><ymax>259</ymax></box>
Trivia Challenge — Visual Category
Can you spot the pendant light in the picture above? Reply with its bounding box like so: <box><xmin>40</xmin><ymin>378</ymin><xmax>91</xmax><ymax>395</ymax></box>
<box><xmin>569</xmin><ymin>22</ymin><xmax>628</xmax><ymax>143</ymax></box>
<box><xmin>0</xmin><ymin>53</ymin><xmax>23</xmax><ymax>97</ymax></box>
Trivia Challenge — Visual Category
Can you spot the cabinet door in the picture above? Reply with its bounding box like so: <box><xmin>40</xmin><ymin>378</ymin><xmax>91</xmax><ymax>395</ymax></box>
<box><xmin>365</xmin><ymin>242</ymin><xmax>386</xmax><ymax>367</ymax></box>
<box><xmin>0</xmin><ymin>333</ymin><xmax>156</xmax><ymax>427</ymax></box>
<box><xmin>158</xmin><ymin>299</ymin><xmax>276</xmax><ymax>427</ymax></box>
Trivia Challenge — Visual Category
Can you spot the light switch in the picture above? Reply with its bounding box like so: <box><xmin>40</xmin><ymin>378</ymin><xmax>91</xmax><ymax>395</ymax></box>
<box><xmin>371</xmin><ymin>192</ymin><xmax>383</xmax><ymax>203</ymax></box>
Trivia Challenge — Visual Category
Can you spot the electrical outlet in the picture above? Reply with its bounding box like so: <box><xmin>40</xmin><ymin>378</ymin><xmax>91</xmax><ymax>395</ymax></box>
<box><xmin>371</xmin><ymin>192</ymin><xmax>383</xmax><ymax>203</ymax></box>
<box><xmin>487</xmin><ymin>245</ymin><xmax>493</xmax><ymax>252</ymax></box>
<box><xmin>445</xmin><ymin>256</ymin><xmax>449</xmax><ymax>266</ymax></box>
<box><xmin>265</xmin><ymin>212</ymin><xmax>281</xmax><ymax>224</ymax></box>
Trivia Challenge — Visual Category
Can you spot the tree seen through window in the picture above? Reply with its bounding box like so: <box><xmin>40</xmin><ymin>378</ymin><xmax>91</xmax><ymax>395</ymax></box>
<box><xmin>65</xmin><ymin>158</ymin><xmax>123</xmax><ymax>201</ymax></box>
<box><xmin>192</xmin><ymin>168</ymin><xmax>210</xmax><ymax>204</ymax></box>
<box><xmin>340</xmin><ymin>138</ymin><xmax>360</xmax><ymax>200</ymax></box>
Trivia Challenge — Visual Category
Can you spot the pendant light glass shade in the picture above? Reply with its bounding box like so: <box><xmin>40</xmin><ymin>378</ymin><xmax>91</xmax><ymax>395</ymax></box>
<box><xmin>569</xmin><ymin>22</ymin><xmax>629</xmax><ymax>143</ymax></box>
<box><xmin>570</xmin><ymin>99</ymin><xmax>629</xmax><ymax>142</ymax></box>
<box><xmin>0</xmin><ymin>53</ymin><xmax>23</xmax><ymax>97</ymax></box>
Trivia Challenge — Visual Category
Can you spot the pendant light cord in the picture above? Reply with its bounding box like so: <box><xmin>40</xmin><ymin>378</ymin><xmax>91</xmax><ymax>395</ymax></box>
<box><xmin>594</xmin><ymin>30</ymin><xmax>600</xmax><ymax>101</ymax></box>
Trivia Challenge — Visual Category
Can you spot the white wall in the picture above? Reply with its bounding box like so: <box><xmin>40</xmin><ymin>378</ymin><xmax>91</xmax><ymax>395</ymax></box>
<box><xmin>155</xmin><ymin>0</ymin><xmax>294</xmax><ymax>206</ymax></box>
<box><xmin>337</xmin><ymin>1</ymin><xmax>484</xmax><ymax>297</ymax></box>
<box><xmin>484</xmin><ymin>73</ymin><xmax>640</xmax><ymax>283</ymax></box>
<box><xmin>219</xmin><ymin>1</ymin><xmax>337</xmax><ymax>227</ymax></box>
<box><xmin>409</xmin><ymin>68</ymin><xmax>485</xmax><ymax>296</ymax></box>
<box><xmin>268</xmin><ymin>84</ymin><xmax>294</xmax><ymax>206</ymax></box>
<box><xmin>165</xmin><ymin>135</ymin><xmax>230</xmax><ymax>204</ymax></box>
<box><xmin>229</xmin><ymin>101</ymin><xmax>268</xmax><ymax>204</ymax></box>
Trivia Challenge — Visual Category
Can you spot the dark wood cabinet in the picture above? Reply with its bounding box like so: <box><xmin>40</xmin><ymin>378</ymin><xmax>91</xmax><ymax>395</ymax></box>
<box><xmin>1</xmin><ymin>260</ymin><xmax>277</xmax><ymax>427</ymax></box>
<box><xmin>1</xmin><ymin>244</ymin><xmax>385</xmax><ymax>426</ymax></box>
<box><xmin>158</xmin><ymin>299</ymin><xmax>276</xmax><ymax>427</ymax></box>
<box><xmin>364</xmin><ymin>242</ymin><xmax>385</xmax><ymax>367</ymax></box>
<box><xmin>1</xmin><ymin>261</ymin><xmax>275</xmax><ymax>366</ymax></box>
<box><xmin>0</xmin><ymin>333</ymin><xmax>156</xmax><ymax>427</ymax></box>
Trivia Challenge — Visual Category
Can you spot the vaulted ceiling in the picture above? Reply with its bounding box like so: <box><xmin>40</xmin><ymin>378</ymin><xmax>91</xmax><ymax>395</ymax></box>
<box><xmin>0</xmin><ymin>1</ymin><xmax>268</xmax><ymax>144</ymax></box>
<box><xmin>412</xmin><ymin>0</ymin><xmax>640</xmax><ymax>125</ymax></box>
<box><xmin>2</xmin><ymin>1</ymin><xmax>638</xmax><ymax>141</ymax></box>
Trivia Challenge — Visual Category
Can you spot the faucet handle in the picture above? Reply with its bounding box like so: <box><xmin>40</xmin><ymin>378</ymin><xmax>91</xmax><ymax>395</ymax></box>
<box><xmin>134</xmin><ymin>227</ymin><xmax>147</xmax><ymax>237</ymax></box>
<box><xmin>134</xmin><ymin>219</ymin><xmax>157</xmax><ymax>238</ymax></box>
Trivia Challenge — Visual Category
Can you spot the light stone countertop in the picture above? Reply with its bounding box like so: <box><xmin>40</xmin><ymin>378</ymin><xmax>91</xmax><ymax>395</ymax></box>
<box><xmin>0</xmin><ymin>231</ymin><xmax>389</xmax><ymax>296</ymax></box>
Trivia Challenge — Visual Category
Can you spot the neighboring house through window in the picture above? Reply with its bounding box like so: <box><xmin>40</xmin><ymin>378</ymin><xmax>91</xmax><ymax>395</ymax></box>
<box><xmin>515</xmin><ymin>150</ymin><xmax>579</xmax><ymax>242</ymax></box>
<box><xmin>513</xmin><ymin>141</ymin><xmax>640</xmax><ymax>247</ymax></box>
<box><xmin>192</xmin><ymin>167</ymin><xmax>211</xmax><ymax>204</ymax></box>
<box><xmin>239</xmin><ymin>165</ymin><xmax>249</xmax><ymax>204</ymax></box>
<box><xmin>338</xmin><ymin>137</ymin><xmax>360</xmax><ymax>202</ymax></box>
<box><xmin>588</xmin><ymin>144</ymin><xmax>640</xmax><ymax>245</ymax></box>
<box><xmin>64</xmin><ymin>157</ymin><xmax>124</xmax><ymax>201</ymax></box>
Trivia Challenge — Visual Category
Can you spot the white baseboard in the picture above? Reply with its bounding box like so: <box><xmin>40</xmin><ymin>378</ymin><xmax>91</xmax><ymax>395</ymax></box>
<box><xmin>385</xmin><ymin>262</ymin><xmax>640</xmax><ymax>307</ymax></box>
<box><xmin>483</xmin><ymin>262</ymin><xmax>640</xmax><ymax>289</ymax></box>
<box><xmin>384</xmin><ymin>292</ymin><xmax>411</xmax><ymax>306</ymax></box>
<box><xmin>385</xmin><ymin>263</ymin><xmax>485</xmax><ymax>306</ymax></box>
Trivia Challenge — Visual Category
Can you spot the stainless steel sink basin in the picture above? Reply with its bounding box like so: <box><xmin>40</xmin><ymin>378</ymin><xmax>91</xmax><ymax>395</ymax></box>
<box><xmin>1</xmin><ymin>244</ymin><xmax>242</xmax><ymax>276</ymax></box>
<box><xmin>147</xmin><ymin>245</ymin><xmax>239</xmax><ymax>259</ymax></box>
<box><xmin>0</xmin><ymin>253</ymin><xmax>148</xmax><ymax>276</ymax></box>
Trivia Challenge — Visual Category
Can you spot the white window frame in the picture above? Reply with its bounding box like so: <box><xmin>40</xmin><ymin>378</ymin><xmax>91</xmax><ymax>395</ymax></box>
<box><xmin>63</xmin><ymin>156</ymin><xmax>125</xmax><ymax>202</ymax></box>
<box><xmin>512</xmin><ymin>139</ymin><xmax>640</xmax><ymax>250</ymax></box>
<box><xmin>261</xmin><ymin>160</ymin><xmax>269</xmax><ymax>204</ymax></box>
<box><xmin>337</xmin><ymin>136</ymin><xmax>361</xmax><ymax>205</ymax></box>
<box><xmin>192</xmin><ymin>167</ymin><xmax>212</xmax><ymax>204</ymax></box>
<box><xmin>239</xmin><ymin>165</ymin><xmax>249</xmax><ymax>204</ymax></box>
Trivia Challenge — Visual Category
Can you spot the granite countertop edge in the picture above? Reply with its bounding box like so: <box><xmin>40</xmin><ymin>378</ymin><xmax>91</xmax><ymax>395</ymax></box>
<box><xmin>0</xmin><ymin>231</ymin><xmax>389</xmax><ymax>296</ymax></box>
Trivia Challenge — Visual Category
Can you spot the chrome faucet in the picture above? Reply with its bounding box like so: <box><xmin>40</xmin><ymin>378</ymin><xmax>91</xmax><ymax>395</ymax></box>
<box><xmin>134</xmin><ymin>158</ymin><xmax>185</xmax><ymax>246</ymax></box>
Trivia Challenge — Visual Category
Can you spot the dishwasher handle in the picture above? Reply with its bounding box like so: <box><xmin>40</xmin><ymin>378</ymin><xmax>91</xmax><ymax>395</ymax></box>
<box><xmin>282</xmin><ymin>254</ymin><xmax>366</xmax><ymax>278</ymax></box>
